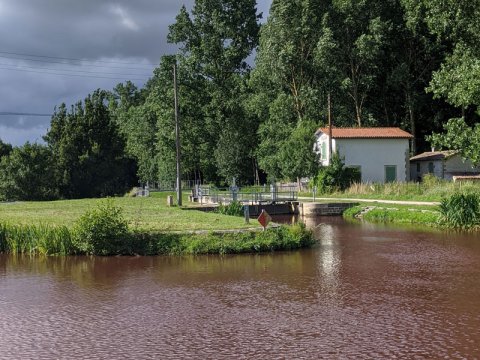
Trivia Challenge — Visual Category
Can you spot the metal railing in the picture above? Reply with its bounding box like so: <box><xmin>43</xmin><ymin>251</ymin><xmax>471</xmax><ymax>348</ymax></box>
<box><xmin>196</xmin><ymin>186</ymin><xmax>297</xmax><ymax>205</ymax></box>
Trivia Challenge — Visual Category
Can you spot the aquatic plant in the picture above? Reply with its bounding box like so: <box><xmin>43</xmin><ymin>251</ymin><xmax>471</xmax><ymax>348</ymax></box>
<box><xmin>0</xmin><ymin>223</ymin><xmax>74</xmax><ymax>255</ymax></box>
<box><xmin>217</xmin><ymin>201</ymin><xmax>244</xmax><ymax>217</ymax></box>
<box><xmin>439</xmin><ymin>193</ymin><xmax>480</xmax><ymax>229</ymax></box>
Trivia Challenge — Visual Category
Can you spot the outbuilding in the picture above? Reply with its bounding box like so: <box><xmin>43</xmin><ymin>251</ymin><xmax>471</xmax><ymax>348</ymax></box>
<box><xmin>314</xmin><ymin>127</ymin><xmax>413</xmax><ymax>183</ymax></box>
<box><xmin>409</xmin><ymin>150</ymin><xmax>480</xmax><ymax>181</ymax></box>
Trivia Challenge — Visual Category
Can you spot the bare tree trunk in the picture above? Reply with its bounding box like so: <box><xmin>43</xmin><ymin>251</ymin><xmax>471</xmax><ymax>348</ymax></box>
<box><xmin>407</xmin><ymin>93</ymin><xmax>416</xmax><ymax>155</ymax></box>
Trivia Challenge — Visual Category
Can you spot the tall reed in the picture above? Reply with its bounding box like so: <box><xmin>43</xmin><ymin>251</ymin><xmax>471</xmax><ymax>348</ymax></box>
<box><xmin>439</xmin><ymin>193</ymin><xmax>480</xmax><ymax>229</ymax></box>
<box><xmin>0</xmin><ymin>223</ymin><xmax>74</xmax><ymax>255</ymax></box>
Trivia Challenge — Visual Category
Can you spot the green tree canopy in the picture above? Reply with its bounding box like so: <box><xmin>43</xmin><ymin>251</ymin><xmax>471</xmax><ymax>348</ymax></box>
<box><xmin>0</xmin><ymin>143</ymin><xmax>57</xmax><ymax>201</ymax></box>
<box><xmin>44</xmin><ymin>90</ymin><xmax>136</xmax><ymax>198</ymax></box>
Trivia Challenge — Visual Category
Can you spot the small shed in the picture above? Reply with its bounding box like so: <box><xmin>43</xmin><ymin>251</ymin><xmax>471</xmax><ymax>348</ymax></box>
<box><xmin>314</xmin><ymin>127</ymin><xmax>413</xmax><ymax>183</ymax></box>
<box><xmin>409</xmin><ymin>150</ymin><xmax>480</xmax><ymax>181</ymax></box>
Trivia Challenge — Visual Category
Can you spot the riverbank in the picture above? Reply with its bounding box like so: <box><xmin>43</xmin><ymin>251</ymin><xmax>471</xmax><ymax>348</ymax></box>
<box><xmin>0</xmin><ymin>222</ymin><xmax>314</xmax><ymax>256</ymax></box>
<box><xmin>343</xmin><ymin>203</ymin><xmax>441</xmax><ymax>227</ymax></box>
<box><xmin>0</xmin><ymin>193</ymin><xmax>315</xmax><ymax>256</ymax></box>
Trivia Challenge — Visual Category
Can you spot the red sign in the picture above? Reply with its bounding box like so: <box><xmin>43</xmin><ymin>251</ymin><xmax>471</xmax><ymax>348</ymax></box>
<box><xmin>257</xmin><ymin>210</ymin><xmax>271</xmax><ymax>229</ymax></box>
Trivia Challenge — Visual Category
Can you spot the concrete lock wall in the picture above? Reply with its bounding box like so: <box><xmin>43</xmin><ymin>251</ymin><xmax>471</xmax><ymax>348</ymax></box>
<box><xmin>300</xmin><ymin>202</ymin><xmax>358</xmax><ymax>217</ymax></box>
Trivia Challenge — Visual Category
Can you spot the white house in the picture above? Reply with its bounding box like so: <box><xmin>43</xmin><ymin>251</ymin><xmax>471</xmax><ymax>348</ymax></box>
<box><xmin>314</xmin><ymin>127</ymin><xmax>413</xmax><ymax>183</ymax></box>
<box><xmin>410</xmin><ymin>150</ymin><xmax>480</xmax><ymax>181</ymax></box>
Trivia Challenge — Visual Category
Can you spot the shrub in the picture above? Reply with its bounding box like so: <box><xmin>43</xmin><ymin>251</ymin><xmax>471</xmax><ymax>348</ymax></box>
<box><xmin>315</xmin><ymin>154</ymin><xmax>361</xmax><ymax>193</ymax></box>
<box><xmin>439</xmin><ymin>193</ymin><xmax>480</xmax><ymax>229</ymax></box>
<box><xmin>73</xmin><ymin>200</ymin><xmax>130</xmax><ymax>255</ymax></box>
<box><xmin>217</xmin><ymin>201</ymin><xmax>244</xmax><ymax>217</ymax></box>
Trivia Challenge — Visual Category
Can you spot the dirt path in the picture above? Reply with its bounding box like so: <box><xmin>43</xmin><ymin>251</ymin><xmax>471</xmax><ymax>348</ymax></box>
<box><xmin>298</xmin><ymin>197</ymin><xmax>440</xmax><ymax>206</ymax></box>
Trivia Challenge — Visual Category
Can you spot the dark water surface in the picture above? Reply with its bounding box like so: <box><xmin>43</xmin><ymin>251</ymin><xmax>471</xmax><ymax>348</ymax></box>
<box><xmin>2</xmin><ymin>217</ymin><xmax>480</xmax><ymax>359</ymax></box>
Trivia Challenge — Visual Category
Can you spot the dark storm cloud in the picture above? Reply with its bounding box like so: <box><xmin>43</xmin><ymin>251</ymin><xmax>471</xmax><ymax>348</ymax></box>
<box><xmin>0</xmin><ymin>0</ymin><xmax>189</xmax><ymax>61</ymax></box>
<box><xmin>0</xmin><ymin>0</ymin><xmax>272</xmax><ymax>145</ymax></box>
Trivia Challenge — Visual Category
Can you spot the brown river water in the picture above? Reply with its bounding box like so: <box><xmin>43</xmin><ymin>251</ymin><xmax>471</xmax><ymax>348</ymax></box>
<box><xmin>1</xmin><ymin>216</ymin><xmax>480</xmax><ymax>359</ymax></box>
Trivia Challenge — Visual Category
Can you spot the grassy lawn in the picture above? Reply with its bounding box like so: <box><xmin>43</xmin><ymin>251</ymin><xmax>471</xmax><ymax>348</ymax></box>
<box><xmin>343</xmin><ymin>202</ymin><xmax>441</xmax><ymax>226</ymax></box>
<box><xmin>299</xmin><ymin>179</ymin><xmax>480</xmax><ymax>202</ymax></box>
<box><xmin>0</xmin><ymin>192</ymin><xmax>253</xmax><ymax>232</ymax></box>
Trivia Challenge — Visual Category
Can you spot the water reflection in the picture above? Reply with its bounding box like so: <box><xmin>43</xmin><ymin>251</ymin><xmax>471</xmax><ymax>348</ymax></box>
<box><xmin>314</xmin><ymin>223</ymin><xmax>340</xmax><ymax>302</ymax></box>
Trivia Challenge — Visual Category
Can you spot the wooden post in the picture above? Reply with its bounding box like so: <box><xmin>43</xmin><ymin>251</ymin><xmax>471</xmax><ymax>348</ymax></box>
<box><xmin>328</xmin><ymin>93</ymin><xmax>333</xmax><ymax>165</ymax></box>
<box><xmin>174</xmin><ymin>61</ymin><xmax>182</xmax><ymax>206</ymax></box>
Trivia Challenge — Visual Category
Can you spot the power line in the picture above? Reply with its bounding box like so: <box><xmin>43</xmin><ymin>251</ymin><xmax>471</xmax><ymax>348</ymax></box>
<box><xmin>0</xmin><ymin>62</ymin><xmax>152</xmax><ymax>77</ymax></box>
<box><xmin>0</xmin><ymin>66</ymin><xmax>149</xmax><ymax>81</ymax></box>
<box><xmin>0</xmin><ymin>112</ymin><xmax>51</xmax><ymax>117</ymax></box>
<box><xmin>0</xmin><ymin>54</ymin><xmax>156</xmax><ymax>71</ymax></box>
<box><xmin>0</xmin><ymin>51</ymin><xmax>158</xmax><ymax>67</ymax></box>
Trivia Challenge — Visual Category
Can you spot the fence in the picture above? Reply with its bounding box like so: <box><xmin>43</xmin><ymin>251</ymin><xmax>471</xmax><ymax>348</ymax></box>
<box><xmin>196</xmin><ymin>186</ymin><xmax>297</xmax><ymax>205</ymax></box>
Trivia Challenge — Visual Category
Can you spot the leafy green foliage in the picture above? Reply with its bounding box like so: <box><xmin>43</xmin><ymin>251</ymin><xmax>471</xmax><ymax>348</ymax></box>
<box><xmin>72</xmin><ymin>200</ymin><xmax>130</xmax><ymax>255</ymax></box>
<box><xmin>439</xmin><ymin>193</ymin><xmax>480</xmax><ymax>229</ymax></box>
<box><xmin>0</xmin><ymin>139</ymin><xmax>12</xmax><ymax>159</ymax></box>
<box><xmin>165</xmin><ymin>0</ymin><xmax>261</xmax><ymax>185</ymax></box>
<box><xmin>428</xmin><ymin>118</ymin><xmax>480</xmax><ymax>166</ymax></box>
<box><xmin>45</xmin><ymin>90</ymin><xmax>136</xmax><ymax>199</ymax></box>
<box><xmin>314</xmin><ymin>154</ymin><xmax>361</xmax><ymax>193</ymax></box>
<box><xmin>279</xmin><ymin>120</ymin><xmax>320</xmax><ymax>181</ymax></box>
<box><xmin>217</xmin><ymin>201</ymin><xmax>244</xmax><ymax>217</ymax></box>
<box><xmin>0</xmin><ymin>143</ymin><xmax>58</xmax><ymax>201</ymax></box>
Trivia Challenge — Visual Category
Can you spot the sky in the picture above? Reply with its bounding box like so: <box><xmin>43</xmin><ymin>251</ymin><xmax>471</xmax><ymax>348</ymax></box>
<box><xmin>0</xmin><ymin>0</ymin><xmax>272</xmax><ymax>146</ymax></box>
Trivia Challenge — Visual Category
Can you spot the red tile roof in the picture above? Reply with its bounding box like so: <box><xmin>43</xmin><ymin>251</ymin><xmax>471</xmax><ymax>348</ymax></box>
<box><xmin>316</xmin><ymin>127</ymin><xmax>413</xmax><ymax>139</ymax></box>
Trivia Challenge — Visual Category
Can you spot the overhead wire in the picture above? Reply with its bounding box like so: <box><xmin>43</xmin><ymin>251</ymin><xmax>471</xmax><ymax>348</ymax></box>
<box><xmin>0</xmin><ymin>50</ymin><xmax>158</xmax><ymax>67</ymax></box>
<box><xmin>0</xmin><ymin>66</ymin><xmax>149</xmax><ymax>80</ymax></box>
<box><xmin>0</xmin><ymin>112</ymin><xmax>52</xmax><ymax>117</ymax></box>
<box><xmin>0</xmin><ymin>54</ymin><xmax>156</xmax><ymax>71</ymax></box>
<box><xmin>0</xmin><ymin>62</ymin><xmax>151</xmax><ymax>77</ymax></box>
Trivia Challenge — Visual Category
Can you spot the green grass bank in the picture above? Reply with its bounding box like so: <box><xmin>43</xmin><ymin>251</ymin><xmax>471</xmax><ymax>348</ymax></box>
<box><xmin>0</xmin><ymin>222</ymin><xmax>314</xmax><ymax>256</ymax></box>
<box><xmin>300</xmin><ymin>177</ymin><xmax>480</xmax><ymax>202</ymax></box>
<box><xmin>0</xmin><ymin>192</ymin><xmax>251</xmax><ymax>232</ymax></box>
<box><xmin>0</xmin><ymin>193</ymin><xmax>315</xmax><ymax>256</ymax></box>
<box><xmin>343</xmin><ymin>204</ymin><xmax>441</xmax><ymax>227</ymax></box>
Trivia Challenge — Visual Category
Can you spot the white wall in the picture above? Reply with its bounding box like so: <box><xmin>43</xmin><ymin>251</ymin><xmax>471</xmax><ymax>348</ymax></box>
<box><xmin>315</xmin><ymin>133</ymin><xmax>336</xmax><ymax>166</ymax></box>
<box><xmin>445</xmin><ymin>155</ymin><xmax>480</xmax><ymax>179</ymax></box>
<box><xmin>410</xmin><ymin>155</ymin><xmax>480</xmax><ymax>181</ymax></box>
<box><xmin>410</xmin><ymin>159</ymin><xmax>443</xmax><ymax>181</ymax></box>
<box><xmin>336</xmin><ymin>138</ymin><xmax>410</xmax><ymax>183</ymax></box>
<box><xmin>314</xmin><ymin>134</ymin><xmax>410</xmax><ymax>183</ymax></box>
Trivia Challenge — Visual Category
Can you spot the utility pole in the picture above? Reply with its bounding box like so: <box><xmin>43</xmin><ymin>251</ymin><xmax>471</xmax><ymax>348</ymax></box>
<box><xmin>328</xmin><ymin>92</ymin><xmax>333</xmax><ymax>165</ymax></box>
<box><xmin>173</xmin><ymin>61</ymin><xmax>182</xmax><ymax>206</ymax></box>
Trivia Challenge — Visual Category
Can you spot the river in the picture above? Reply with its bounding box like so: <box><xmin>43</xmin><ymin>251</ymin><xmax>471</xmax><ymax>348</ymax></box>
<box><xmin>1</xmin><ymin>217</ymin><xmax>480</xmax><ymax>358</ymax></box>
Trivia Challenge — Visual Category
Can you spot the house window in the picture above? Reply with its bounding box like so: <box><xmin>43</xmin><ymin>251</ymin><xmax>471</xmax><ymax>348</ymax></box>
<box><xmin>385</xmin><ymin>165</ymin><xmax>397</xmax><ymax>183</ymax></box>
<box><xmin>321</xmin><ymin>141</ymin><xmax>327</xmax><ymax>160</ymax></box>
<box><xmin>428</xmin><ymin>162</ymin><xmax>434</xmax><ymax>173</ymax></box>
<box><xmin>416</xmin><ymin>163</ymin><xmax>420</xmax><ymax>173</ymax></box>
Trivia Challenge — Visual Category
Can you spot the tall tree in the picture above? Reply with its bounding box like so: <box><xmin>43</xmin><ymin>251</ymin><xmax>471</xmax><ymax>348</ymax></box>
<box><xmin>167</xmin><ymin>0</ymin><xmax>261</xmax><ymax>184</ymax></box>
<box><xmin>112</xmin><ymin>81</ymin><xmax>158</xmax><ymax>183</ymax></box>
<box><xmin>0</xmin><ymin>139</ymin><xmax>12</xmax><ymax>159</ymax></box>
<box><xmin>252</xmin><ymin>0</ymin><xmax>329</xmax><ymax>183</ymax></box>
<box><xmin>45</xmin><ymin>90</ymin><xmax>136</xmax><ymax>198</ymax></box>
<box><xmin>0</xmin><ymin>143</ymin><xmax>57</xmax><ymax>201</ymax></box>
<box><xmin>414</xmin><ymin>0</ymin><xmax>480</xmax><ymax>112</ymax></box>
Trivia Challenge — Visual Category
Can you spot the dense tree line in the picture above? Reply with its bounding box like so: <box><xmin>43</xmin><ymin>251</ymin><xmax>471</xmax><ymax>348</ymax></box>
<box><xmin>0</xmin><ymin>0</ymin><xmax>478</xmax><ymax>200</ymax></box>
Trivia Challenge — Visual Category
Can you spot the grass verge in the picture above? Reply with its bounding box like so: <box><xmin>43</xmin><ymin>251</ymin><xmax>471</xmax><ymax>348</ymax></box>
<box><xmin>0</xmin><ymin>223</ymin><xmax>314</xmax><ymax>256</ymax></box>
<box><xmin>0</xmin><ymin>192</ymin><xmax>251</xmax><ymax>232</ymax></box>
<box><xmin>343</xmin><ymin>203</ymin><xmax>441</xmax><ymax>227</ymax></box>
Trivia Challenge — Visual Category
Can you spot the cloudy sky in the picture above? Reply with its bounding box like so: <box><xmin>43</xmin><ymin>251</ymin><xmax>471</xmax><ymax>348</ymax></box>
<box><xmin>0</xmin><ymin>0</ymin><xmax>272</xmax><ymax>145</ymax></box>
